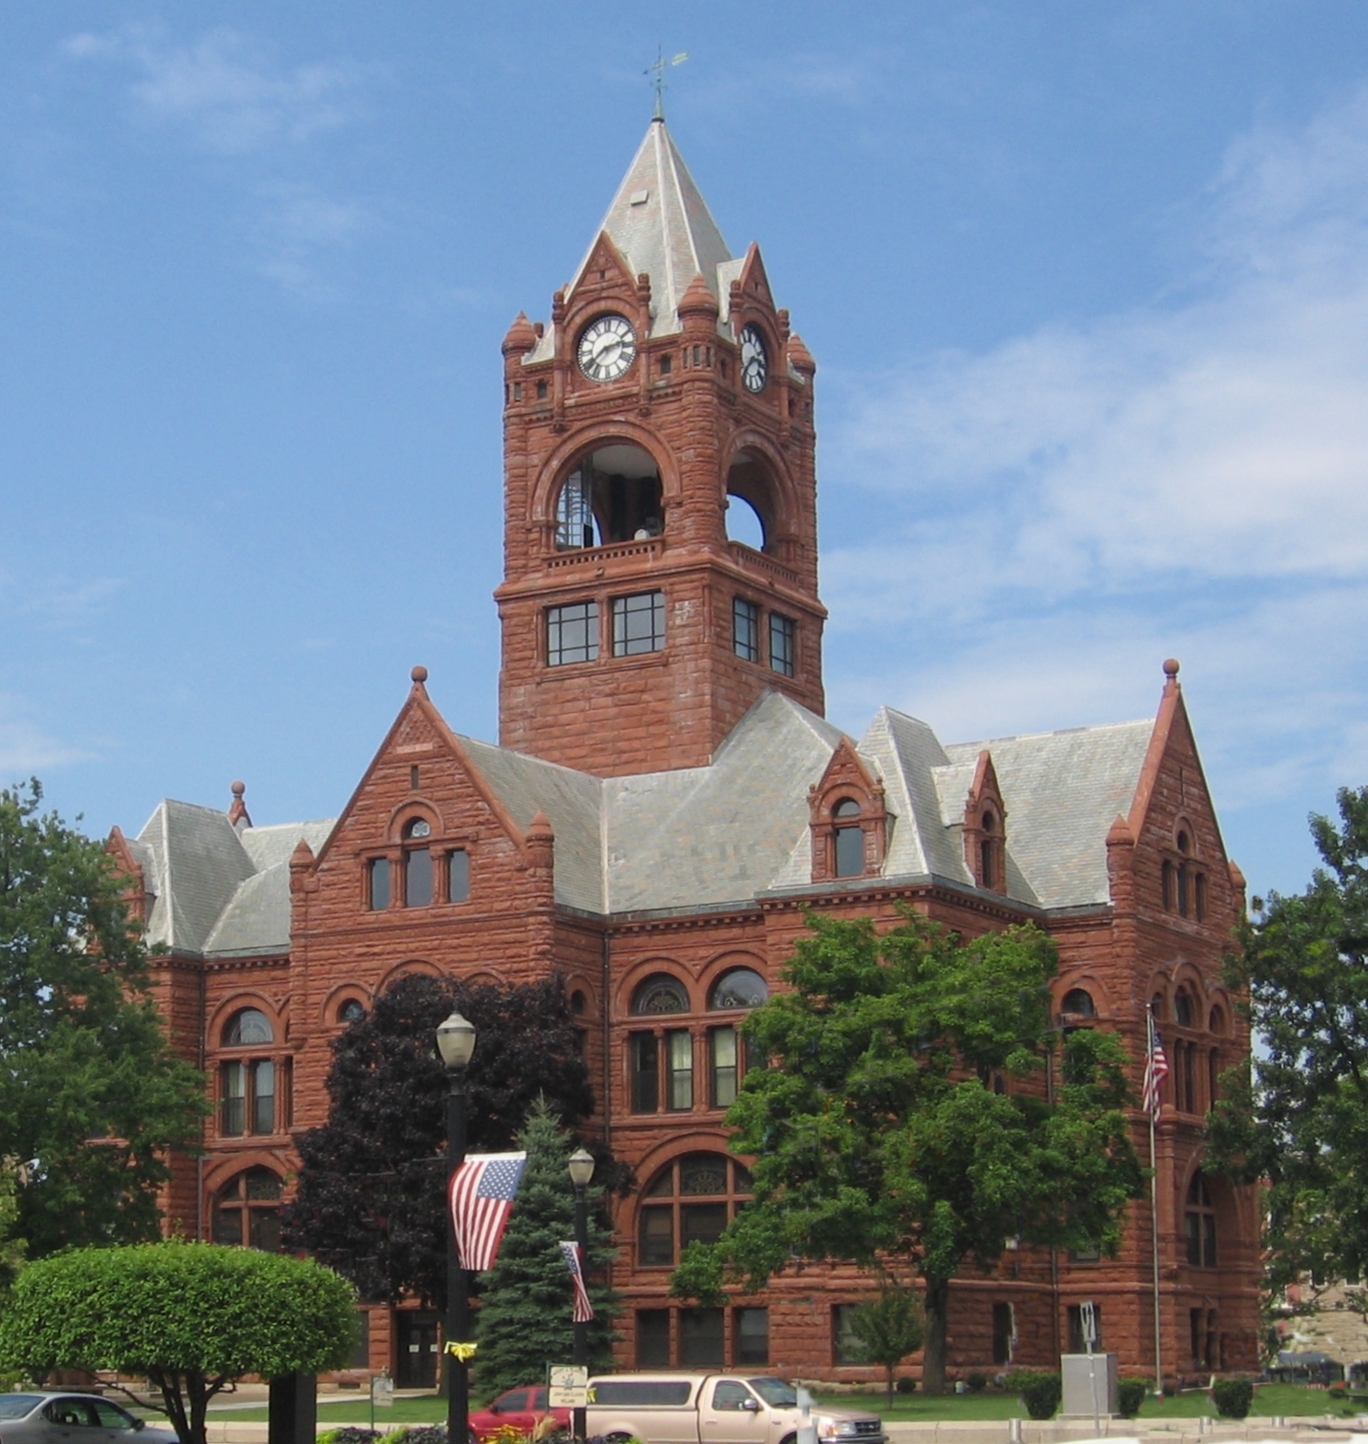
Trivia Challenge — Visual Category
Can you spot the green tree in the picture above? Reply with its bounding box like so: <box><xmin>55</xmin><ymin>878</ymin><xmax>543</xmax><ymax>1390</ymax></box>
<box><xmin>670</xmin><ymin>909</ymin><xmax>1144</xmax><ymax>1393</ymax></box>
<box><xmin>0</xmin><ymin>1159</ymin><xmax>26</xmax><ymax>1294</ymax></box>
<box><xmin>1209</xmin><ymin>785</ymin><xmax>1368</xmax><ymax>1295</ymax></box>
<box><xmin>0</xmin><ymin>781</ymin><xmax>206</xmax><ymax>1256</ymax></box>
<box><xmin>474</xmin><ymin>1099</ymin><xmax>620</xmax><ymax>1395</ymax></box>
<box><xmin>0</xmin><ymin>1241</ymin><xmax>356</xmax><ymax>1444</ymax></box>
<box><xmin>846</xmin><ymin>1273</ymin><xmax>924</xmax><ymax>1407</ymax></box>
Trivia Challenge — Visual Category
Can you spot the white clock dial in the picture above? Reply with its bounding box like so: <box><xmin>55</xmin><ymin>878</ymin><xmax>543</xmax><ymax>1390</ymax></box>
<box><xmin>577</xmin><ymin>314</ymin><xmax>637</xmax><ymax>382</ymax></box>
<box><xmin>740</xmin><ymin>324</ymin><xmax>769</xmax><ymax>393</ymax></box>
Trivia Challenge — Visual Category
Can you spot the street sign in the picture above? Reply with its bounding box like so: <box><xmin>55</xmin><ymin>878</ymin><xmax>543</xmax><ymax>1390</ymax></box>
<box><xmin>370</xmin><ymin>1373</ymin><xmax>394</xmax><ymax>1407</ymax></box>
<box><xmin>548</xmin><ymin>1366</ymin><xmax>588</xmax><ymax>1408</ymax></box>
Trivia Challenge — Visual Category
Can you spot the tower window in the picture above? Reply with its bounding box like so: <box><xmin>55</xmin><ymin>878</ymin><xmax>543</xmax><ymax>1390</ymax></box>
<box><xmin>612</xmin><ymin>591</ymin><xmax>665</xmax><ymax>656</ymax></box>
<box><xmin>547</xmin><ymin>601</ymin><xmax>600</xmax><ymax>666</ymax></box>
<box><xmin>555</xmin><ymin>445</ymin><xmax>663</xmax><ymax>549</ymax></box>
<box><xmin>733</xmin><ymin>598</ymin><xmax>760</xmax><ymax>662</ymax></box>
<box><xmin>769</xmin><ymin>613</ymin><xmax>795</xmax><ymax>676</ymax></box>
<box><xmin>1185</xmin><ymin>1173</ymin><xmax>1217</xmax><ymax>1266</ymax></box>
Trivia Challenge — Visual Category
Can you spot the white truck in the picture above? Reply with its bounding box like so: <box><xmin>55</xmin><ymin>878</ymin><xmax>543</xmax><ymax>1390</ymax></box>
<box><xmin>584</xmin><ymin>1374</ymin><xmax>886</xmax><ymax>1444</ymax></box>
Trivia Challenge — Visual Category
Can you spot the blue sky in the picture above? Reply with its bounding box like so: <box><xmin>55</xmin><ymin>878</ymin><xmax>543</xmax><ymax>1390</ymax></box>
<box><xmin>3</xmin><ymin>2</ymin><xmax>1366</xmax><ymax>900</ymax></box>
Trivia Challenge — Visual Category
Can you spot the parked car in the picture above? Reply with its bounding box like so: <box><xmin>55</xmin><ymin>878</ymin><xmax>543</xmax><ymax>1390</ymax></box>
<box><xmin>0</xmin><ymin>1394</ymin><xmax>178</xmax><ymax>1444</ymax></box>
<box><xmin>468</xmin><ymin>1386</ymin><xmax>570</xmax><ymax>1441</ymax></box>
<box><xmin>584</xmin><ymin>1374</ymin><xmax>886</xmax><ymax>1444</ymax></box>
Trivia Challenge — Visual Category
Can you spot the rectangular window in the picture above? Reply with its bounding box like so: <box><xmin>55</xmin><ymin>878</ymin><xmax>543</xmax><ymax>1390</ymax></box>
<box><xmin>732</xmin><ymin>598</ymin><xmax>760</xmax><ymax>662</ymax></box>
<box><xmin>680</xmin><ymin>1202</ymin><xmax>727</xmax><ymax>1250</ymax></box>
<box><xmin>612</xmin><ymin>591</ymin><xmax>665</xmax><ymax>656</ymax></box>
<box><xmin>251</xmin><ymin>1059</ymin><xmax>275</xmax><ymax>1134</ymax></box>
<box><xmin>447</xmin><ymin>850</ymin><xmax>470</xmax><ymax>904</ymax></box>
<box><xmin>220</xmin><ymin>1061</ymin><xmax>245</xmax><ymax>1137</ymax></box>
<box><xmin>1195</xmin><ymin>872</ymin><xmax>1207</xmax><ymax>921</ymax></box>
<box><xmin>832</xmin><ymin>1304</ymin><xmax>862</xmax><ymax>1365</ymax></box>
<box><xmin>349</xmin><ymin>1310</ymin><xmax>371</xmax><ymax>1370</ymax></box>
<box><xmin>710</xmin><ymin>1026</ymin><xmax>738</xmax><ymax>1109</ymax></box>
<box><xmin>992</xmin><ymin>1302</ymin><xmax>1015</xmax><ymax>1365</ymax></box>
<box><xmin>734</xmin><ymin>1307</ymin><xmax>769</xmax><ymax>1366</ymax></box>
<box><xmin>637</xmin><ymin>1309</ymin><xmax>671</xmax><ymax>1366</ymax></box>
<box><xmin>368</xmin><ymin>856</ymin><xmax>390</xmax><ymax>910</ymax></box>
<box><xmin>630</xmin><ymin>1033</ymin><xmax>659</xmax><ymax>1113</ymax></box>
<box><xmin>547</xmin><ymin>601</ymin><xmax>599</xmax><ymax>666</ymax></box>
<box><xmin>405</xmin><ymin>847</ymin><xmax>432</xmax><ymax>908</ymax></box>
<box><xmin>769</xmin><ymin>613</ymin><xmax>796</xmax><ymax>677</ymax></box>
<box><xmin>679</xmin><ymin>1307</ymin><xmax>724</xmax><ymax>1367</ymax></box>
<box><xmin>667</xmin><ymin>1030</ymin><xmax>693</xmax><ymax>1110</ymax></box>
<box><xmin>639</xmin><ymin>1205</ymin><xmax>674</xmax><ymax>1266</ymax></box>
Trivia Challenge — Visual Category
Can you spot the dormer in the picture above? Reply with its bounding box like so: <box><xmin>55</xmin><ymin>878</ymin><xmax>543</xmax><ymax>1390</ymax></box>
<box><xmin>808</xmin><ymin>738</ymin><xmax>889</xmax><ymax>883</ymax></box>
<box><xmin>961</xmin><ymin>749</ymin><xmax>1008</xmax><ymax>894</ymax></box>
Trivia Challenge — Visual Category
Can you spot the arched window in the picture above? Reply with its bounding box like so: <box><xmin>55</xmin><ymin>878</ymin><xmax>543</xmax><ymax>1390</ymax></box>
<box><xmin>223</xmin><ymin>1008</ymin><xmax>272</xmax><ymax>1047</ymax></box>
<box><xmin>632</xmin><ymin>975</ymin><xmax>690</xmax><ymax>1015</ymax></box>
<box><xmin>212</xmin><ymin>1167</ymin><xmax>283</xmax><ymax>1251</ymax></box>
<box><xmin>1175</xmin><ymin>988</ymin><xmax>1194</xmax><ymax>1027</ymax></box>
<box><xmin>1185</xmin><ymin>1173</ymin><xmax>1217</xmax><ymax>1267</ymax></box>
<box><xmin>1150</xmin><ymin>993</ymin><xmax>1165</xmax><ymax>1019</ymax></box>
<box><xmin>833</xmin><ymin>799</ymin><xmax>864</xmax><ymax>879</ymax></box>
<box><xmin>338</xmin><ymin>999</ymin><xmax>366</xmax><ymax>1024</ymax></box>
<box><xmin>708</xmin><ymin>969</ymin><xmax>768</xmax><ymax>1011</ymax></box>
<box><xmin>1061</xmin><ymin>988</ymin><xmax>1096</xmax><ymax>1018</ymax></box>
<box><xmin>556</xmin><ymin>444</ymin><xmax>663</xmax><ymax>550</ymax></box>
<box><xmin>1208</xmin><ymin>1005</ymin><xmax>1225</xmax><ymax>1034</ymax></box>
<box><xmin>638</xmin><ymin>1153</ymin><xmax>753</xmax><ymax>1267</ymax></box>
<box><xmin>403</xmin><ymin>817</ymin><xmax>432</xmax><ymax>908</ymax></box>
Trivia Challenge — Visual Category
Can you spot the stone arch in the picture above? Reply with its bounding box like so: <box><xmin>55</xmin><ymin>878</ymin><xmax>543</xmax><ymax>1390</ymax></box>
<box><xmin>724</xmin><ymin>433</ymin><xmax>798</xmax><ymax>554</ymax></box>
<box><xmin>532</xmin><ymin>426</ymin><xmax>678</xmax><ymax>534</ymax></box>
<box><xmin>615</xmin><ymin>956</ymin><xmax>698</xmax><ymax>1017</ymax></box>
<box><xmin>1058</xmin><ymin>975</ymin><xmax>1111</xmax><ymax>1019</ymax></box>
<box><xmin>210</xmin><ymin>992</ymin><xmax>283</xmax><ymax>1048</ymax></box>
<box><xmin>385</xmin><ymin>799</ymin><xmax>445</xmax><ymax>843</ymax></box>
<box><xmin>377</xmin><ymin>957</ymin><xmax>443</xmax><ymax>991</ymax></box>
<box><xmin>321</xmin><ymin>981</ymin><xmax>372</xmax><ymax>1026</ymax></box>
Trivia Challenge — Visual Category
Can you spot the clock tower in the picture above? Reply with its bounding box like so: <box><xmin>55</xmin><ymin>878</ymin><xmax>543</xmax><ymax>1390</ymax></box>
<box><xmin>495</xmin><ymin>118</ymin><xmax>826</xmax><ymax>777</ymax></box>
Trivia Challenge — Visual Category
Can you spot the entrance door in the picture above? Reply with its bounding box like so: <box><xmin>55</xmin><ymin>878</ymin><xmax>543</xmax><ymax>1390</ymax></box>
<box><xmin>396</xmin><ymin>1310</ymin><xmax>439</xmax><ymax>1388</ymax></box>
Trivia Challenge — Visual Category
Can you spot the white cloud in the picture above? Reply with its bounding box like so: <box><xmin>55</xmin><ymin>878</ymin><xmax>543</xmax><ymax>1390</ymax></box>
<box><xmin>821</xmin><ymin>85</ymin><xmax>1368</xmax><ymax>827</ymax></box>
<box><xmin>249</xmin><ymin>181</ymin><xmax>377</xmax><ymax>294</ymax></box>
<box><xmin>62</xmin><ymin>26</ymin><xmax>365</xmax><ymax>155</ymax></box>
<box><xmin>0</xmin><ymin>696</ymin><xmax>91</xmax><ymax>778</ymax></box>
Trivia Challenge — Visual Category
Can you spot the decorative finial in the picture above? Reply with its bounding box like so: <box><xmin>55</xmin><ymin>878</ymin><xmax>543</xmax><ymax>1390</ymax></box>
<box><xmin>227</xmin><ymin>780</ymin><xmax>251</xmax><ymax>828</ymax></box>
<box><xmin>411</xmin><ymin>665</ymin><xmax>429</xmax><ymax>684</ymax></box>
<box><xmin>231</xmin><ymin>780</ymin><xmax>245</xmax><ymax>799</ymax></box>
<box><xmin>646</xmin><ymin>47</ymin><xmax>688</xmax><ymax>121</ymax></box>
<box><xmin>1163</xmin><ymin>658</ymin><xmax>1180</xmax><ymax>683</ymax></box>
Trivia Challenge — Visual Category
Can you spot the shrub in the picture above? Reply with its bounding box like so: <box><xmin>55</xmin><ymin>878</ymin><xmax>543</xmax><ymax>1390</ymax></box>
<box><xmin>966</xmin><ymin>1373</ymin><xmax>988</xmax><ymax>1393</ymax></box>
<box><xmin>1006</xmin><ymin>1370</ymin><xmax>1061</xmax><ymax>1420</ymax></box>
<box><xmin>895</xmin><ymin>1377</ymin><xmax>916</xmax><ymax>1394</ymax></box>
<box><xmin>320</xmin><ymin>1433</ymin><xmax>379</xmax><ymax>1444</ymax></box>
<box><xmin>1117</xmin><ymin>1379</ymin><xmax>1148</xmax><ymax>1418</ymax></box>
<box><xmin>1211</xmin><ymin>1378</ymin><xmax>1254</xmax><ymax>1419</ymax></box>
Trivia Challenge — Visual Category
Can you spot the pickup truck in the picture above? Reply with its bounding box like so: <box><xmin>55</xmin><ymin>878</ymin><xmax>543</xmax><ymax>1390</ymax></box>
<box><xmin>584</xmin><ymin>1373</ymin><xmax>886</xmax><ymax>1444</ymax></box>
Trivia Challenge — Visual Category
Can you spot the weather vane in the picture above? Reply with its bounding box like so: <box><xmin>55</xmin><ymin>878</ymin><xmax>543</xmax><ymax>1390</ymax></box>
<box><xmin>647</xmin><ymin>47</ymin><xmax>688</xmax><ymax>121</ymax></box>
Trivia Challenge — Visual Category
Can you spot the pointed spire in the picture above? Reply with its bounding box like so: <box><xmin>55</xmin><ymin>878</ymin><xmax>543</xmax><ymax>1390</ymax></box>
<box><xmin>571</xmin><ymin>121</ymin><xmax>734</xmax><ymax>338</ymax></box>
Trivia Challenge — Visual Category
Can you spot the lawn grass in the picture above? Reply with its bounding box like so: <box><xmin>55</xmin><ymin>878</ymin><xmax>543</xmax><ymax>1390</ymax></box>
<box><xmin>206</xmin><ymin>1381</ymin><xmax>1362</xmax><ymax>1426</ymax></box>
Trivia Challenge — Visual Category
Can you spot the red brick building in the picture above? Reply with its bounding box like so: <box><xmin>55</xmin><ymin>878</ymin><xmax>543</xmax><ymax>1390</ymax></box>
<box><xmin>110</xmin><ymin>118</ymin><xmax>1259</xmax><ymax>1387</ymax></box>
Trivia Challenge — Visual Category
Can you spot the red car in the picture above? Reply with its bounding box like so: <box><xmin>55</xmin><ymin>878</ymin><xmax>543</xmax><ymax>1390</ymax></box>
<box><xmin>468</xmin><ymin>1387</ymin><xmax>571</xmax><ymax>1441</ymax></box>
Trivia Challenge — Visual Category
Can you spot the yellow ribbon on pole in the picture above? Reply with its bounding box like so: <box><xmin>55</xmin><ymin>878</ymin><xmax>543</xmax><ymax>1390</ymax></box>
<box><xmin>444</xmin><ymin>1341</ymin><xmax>478</xmax><ymax>1361</ymax></box>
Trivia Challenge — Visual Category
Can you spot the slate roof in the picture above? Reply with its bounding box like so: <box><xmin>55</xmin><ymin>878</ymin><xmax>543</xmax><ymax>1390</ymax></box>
<box><xmin>132</xmin><ymin>694</ymin><xmax>1157</xmax><ymax>958</ymax></box>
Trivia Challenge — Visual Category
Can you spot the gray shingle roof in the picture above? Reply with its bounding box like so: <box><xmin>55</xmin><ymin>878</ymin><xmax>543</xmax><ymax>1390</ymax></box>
<box><xmin>133</xmin><ymin>696</ymin><xmax>1157</xmax><ymax>955</ymax></box>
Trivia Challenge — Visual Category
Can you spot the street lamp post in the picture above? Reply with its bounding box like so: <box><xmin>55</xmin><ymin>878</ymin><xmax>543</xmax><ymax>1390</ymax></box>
<box><xmin>567</xmin><ymin>1147</ymin><xmax>595</xmax><ymax>1443</ymax></box>
<box><xmin>437</xmin><ymin>1011</ymin><xmax>477</xmax><ymax>1444</ymax></box>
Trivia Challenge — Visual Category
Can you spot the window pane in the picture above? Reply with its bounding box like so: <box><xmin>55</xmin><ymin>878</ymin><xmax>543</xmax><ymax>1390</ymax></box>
<box><xmin>246</xmin><ymin>1167</ymin><xmax>283</xmax><ymax>1200</ymax></box>
<box><xmin>251</xmin><ymin>1060</ymin><xmax>275</xmax><ymax>1134</ymax></box>
<box><xmin>1185</xmin><ymin>1211</ymin><xmax>1201</xmax><ymax>1266</ymax></box>
<box><xmin>349</xmin><ymin>1311</ymin><xmax>371</xmax><ymax>1370</ymax></box>
<box><xmin>679</xmin><ymin>1308</ymin><xmax>724</xmax><ymax>1366</ymax></box>
<box><xmin>832</xmin><ymin>1305</ymin><xmax>861</xmax><ymax>1365</ymax></box>
<box><xmin>735</xmin><ymin>1307</ymin><xmax>769</xmax><ymax>1366</ymax></box>
<box><xmin>448</xmin><ymin>850</ymin><xmax>470</xmax><ymax>904</ymax></box>
<box><xmin>733</xmin><ymin>599</ymin><xmax>759</xmax><ymax>662</ymax></box>
<box><xmin>992</xmin><ymin>1302</ymin><xmax>1014</xmax><ymax>1365</ymax></box>
<box><xmin>612</xmin><ymin>591</ymin><xmax>665</xmax><ymax>656</ymax></box>
<box><xmin>250</xmin><ymin>1207</ymin><xmax>281</xmax><ymax>1252</ymax></box>
<box><xmin>835</xmin><ymin>825</ymin><xmax>864</xmax><ymax>878</ymax></box>
<box><xmin>406</xmin><ymin>847</ymin><xmax>432</xmax><ymax>907</ymax></box>
<box><xmin>547</xmin><ymin>601</ymin><xmax>600</xmax><ymax>666</ymax></box>
<box><xmin>679</xmin><ymin>1155</ymin><xmax>729</xmax><ymax>1195</ymax></box>
<box><xmin>630</xmin><ymin>1033</ymin><xmax>659</xmax><ymax>1113</ymax></box>
<box><xmin>557</xmin><ymin>468</ymin><xmax>596</xmax><ymax>550</ymax></box>
<box><xmin>369</xmin><ymin>857</ymin><xmax>390</xmax><ymax>910</ymax></box>
<box><xmin>220</xmin><ymin>1062</ymin><xmax>245</xmax><ymax>1137</ymax></box>
<box><xmin>637</xmin><ymin>1309</ymin><xmax>671</xmax><ymax>1367</ymax></box>
<box><xmin>632</xmin><ymin>974</ymin><xmax>689</xmax><ymax>1014</ymax></box>
<box><xmin>639</xmin><ymin>1206</ymin><xmax>674</xmax><ymax>1266</ymax></box>
<box><xmin>711</xmin><ymin>1027</ymin><xmax>737</xmax><ymax>1109</ymax></box>
<box><xmin>769</xmin><ymin>613</ymin><xmax>795</xmax><ymax>677</ymax></box>
<box><xmin>709</xmin><ymin>968</ymin><xmax>768</xmax><ymax>1010</ymax></box>
<box><xmin>211</xmin><ymin>1202</ymin><xmax>243</xmax><ymax>1246</ymax></box>
<box><xmin>681</xmin><ymin>1203</ymin><xmax>728</xmax><ymax>1248</ymax></box>
<box><xmin>1203</xmin><ymin>1214</ymin><xmax>1217</xmax><ymax>1267</ymax></box>
<box><xmin>224</xmin><ymin>1008</ymin><xmax>273</xmax><ymax>1046</ymax></box>
<box><xmin>668</xmin><ymin>1030</ymin><xmax>693</xmax><ymax>1110</ymax></box>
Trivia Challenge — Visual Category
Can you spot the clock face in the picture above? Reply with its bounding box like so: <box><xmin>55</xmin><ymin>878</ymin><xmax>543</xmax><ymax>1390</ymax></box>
<box><xmin>740</xmin><ymin>324</ymin><xmax>768</xmax><ymax>393</ymax></box>
<box><xmin>577</xmin><ymin>314</ymin><xmax>637</xmax><ymax>382</ymax></box>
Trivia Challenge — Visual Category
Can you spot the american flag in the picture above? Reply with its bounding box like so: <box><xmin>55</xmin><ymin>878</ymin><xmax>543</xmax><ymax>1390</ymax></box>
<box><xmin>1143</xmin><ymin>1018</ymin><xmax>1170</xmax><ymax>1122</ymax></box>
<box><xmin>560</xmin><ymin>1240</ymin><xmax>594</xmax><ymax>1323</ymax></box>
<box><xmin>448</xmin><ymin>1152</ymin><xmax>526</xmax><ymax>1271</ymax></box>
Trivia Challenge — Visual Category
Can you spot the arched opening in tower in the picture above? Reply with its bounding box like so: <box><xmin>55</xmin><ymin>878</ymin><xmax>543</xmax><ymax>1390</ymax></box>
<box><xmin>555</xmin><ymin>443</ymin><xmax>663</xmax><ymax>549</ymax></box>
<box><xmin>725</xmin><ymin>451</ymin><xmax>776</xmax><ymax>553</ymax></box>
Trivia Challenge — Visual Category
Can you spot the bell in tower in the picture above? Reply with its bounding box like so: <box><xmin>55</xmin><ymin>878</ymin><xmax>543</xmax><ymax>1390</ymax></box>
<box><xmin>495</xmin><ymin>117</ymin><xmax>826</xmax><ymax>777</ymax></box>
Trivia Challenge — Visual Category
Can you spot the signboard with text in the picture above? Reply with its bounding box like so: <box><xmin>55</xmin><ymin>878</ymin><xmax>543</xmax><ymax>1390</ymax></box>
<box><xmin>548</xmin><ymin>1366</ymin><xmax>588</xmax><ymax>1408</ymax></box>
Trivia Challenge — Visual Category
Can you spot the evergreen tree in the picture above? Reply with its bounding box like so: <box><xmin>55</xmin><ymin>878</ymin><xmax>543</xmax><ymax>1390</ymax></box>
<box><xmin>474</xmin><ymin>1099</ymin><xmax>619</xmax><ymax>1396</ymax></box>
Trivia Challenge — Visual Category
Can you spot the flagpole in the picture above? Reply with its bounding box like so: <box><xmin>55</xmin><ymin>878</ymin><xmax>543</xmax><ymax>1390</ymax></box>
<box><xmin>1148</xmin><ymin>1006</ymin><xmax>1164</xmax><ymax>1400</ymax></box>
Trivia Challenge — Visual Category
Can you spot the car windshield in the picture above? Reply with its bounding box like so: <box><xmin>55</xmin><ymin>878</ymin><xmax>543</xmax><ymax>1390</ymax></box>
<box><xmin>748</xmin><ymin>1380</ymin><xmax>798</xmax><ymax>1408</ymax></box>
<box><xmin>0</xmin><ymin>1398</ymin><xmax>43</xmax><ymax>1420</ymax></box>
